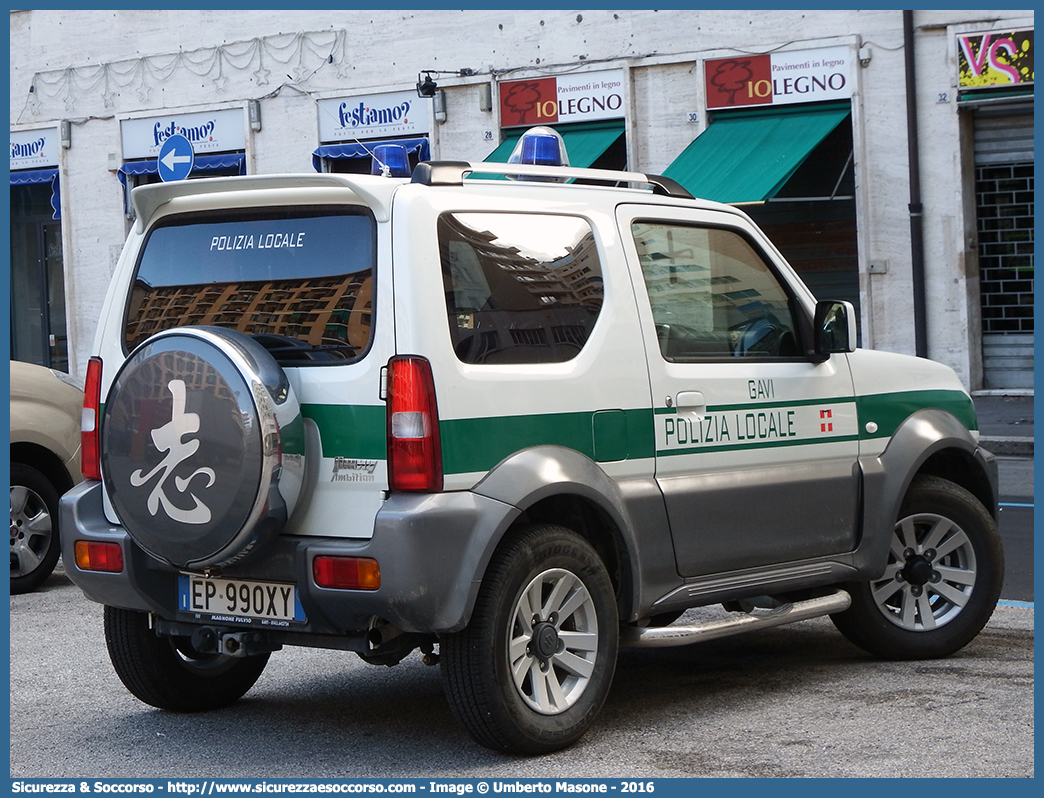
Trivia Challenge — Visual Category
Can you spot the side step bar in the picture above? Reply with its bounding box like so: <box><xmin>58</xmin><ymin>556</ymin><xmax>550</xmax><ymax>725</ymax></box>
<box><xmin>621</xmin><ymin>589</ymin><xmax>851</xmax><ymax>649</ymax></box>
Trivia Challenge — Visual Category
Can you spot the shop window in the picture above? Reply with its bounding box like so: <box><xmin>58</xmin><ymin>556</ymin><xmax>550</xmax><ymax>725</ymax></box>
<box><xmin>10</xmin><ymin>182</ymin><xmax>67</xmax><ymax>370</ymax></box>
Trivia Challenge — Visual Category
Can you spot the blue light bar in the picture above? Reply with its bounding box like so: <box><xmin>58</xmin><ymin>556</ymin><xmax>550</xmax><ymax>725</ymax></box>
<box><xmin>371</xmin><ymin>144</ymin><xmax>411</xmax><ymax>177</ymax></box>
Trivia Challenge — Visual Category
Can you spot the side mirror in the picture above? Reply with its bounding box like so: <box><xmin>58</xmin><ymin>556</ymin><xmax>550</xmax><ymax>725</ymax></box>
<box><xmin>814</xmin><ymin>300</ymin><xmax>857</xmax><ymax>356</ymax></box>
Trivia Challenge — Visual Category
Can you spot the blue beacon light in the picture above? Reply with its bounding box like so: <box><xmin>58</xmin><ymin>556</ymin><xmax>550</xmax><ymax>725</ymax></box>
<box><xmin>371</xmin><ymin>144</ymin><xmax>411</xmax><ymax>177</ymax></box>
<box><xmin>507</xmin><ymin>126</ymin><xmax>570</xmax><ymax>181</ymax></box>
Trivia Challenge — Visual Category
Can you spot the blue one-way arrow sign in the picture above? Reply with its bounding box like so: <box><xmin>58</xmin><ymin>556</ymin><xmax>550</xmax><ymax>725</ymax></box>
<box><xmin>157</xmin><ymin>133</ymin><xmax>195</xmax><ymax>182</ymax></box>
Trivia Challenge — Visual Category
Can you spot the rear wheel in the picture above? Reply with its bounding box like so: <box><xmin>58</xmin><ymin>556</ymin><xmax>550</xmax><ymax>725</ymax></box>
<box><xmin>10</xmin><ymin>463</ymin><xmax>63</xmax><ymax>594</ymax></box>
<box><xmin>832</xmin><ymin>475</ymin><xmax>1003</xmax><ymax>660</ymax></box>
<box><xmin>441</xmin><ymin>524</ymin><xmax>618</xmax><ymax>755</ymax></box>
<box><xmin>104</xmin><ymin>605</ymin><xmax>270</xmax><ymax>712</ymax></box>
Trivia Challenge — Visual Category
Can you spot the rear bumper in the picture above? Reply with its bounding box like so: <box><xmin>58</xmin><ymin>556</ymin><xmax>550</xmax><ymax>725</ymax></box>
<box><xmin>60</xmin><ymin>480</ymin><xmax>520</xmax><ymax>639</ymax></box>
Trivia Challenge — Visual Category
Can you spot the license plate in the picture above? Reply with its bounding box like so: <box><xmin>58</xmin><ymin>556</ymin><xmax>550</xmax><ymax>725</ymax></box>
<box><xmin>178</xmin><ymin>575</ymin><xmax>307</xmax><ymax>625</ymax></box>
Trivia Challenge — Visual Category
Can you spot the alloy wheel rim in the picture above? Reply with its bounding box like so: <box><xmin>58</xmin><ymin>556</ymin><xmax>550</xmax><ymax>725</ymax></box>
<box><xmin>871</xmin><ymin>512</ymin><xmax>977</xmax><ymax>631</ymax></box>
<box><xmin>508</xmin><ymin>568</ymin><xmax>599</xmax><ymax>715</ymax></box>
<box><xmin>10</xmin><ymin>485</ymin><xmax>52</xmax><ymax>577</ymax></box>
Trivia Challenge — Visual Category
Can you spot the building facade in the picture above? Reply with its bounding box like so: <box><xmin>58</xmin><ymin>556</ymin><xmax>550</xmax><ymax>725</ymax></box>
<box><xmin>9</xmin><ymin>9</ymin><xmax>1034</xmax><ymax>390</ymax></box>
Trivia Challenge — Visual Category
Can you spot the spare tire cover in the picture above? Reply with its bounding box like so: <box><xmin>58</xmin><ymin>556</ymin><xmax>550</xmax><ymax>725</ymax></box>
<box><xmin>102</xmin><ymin>327</ymin><xmax>304</xmax><ymax>570</ymax></box>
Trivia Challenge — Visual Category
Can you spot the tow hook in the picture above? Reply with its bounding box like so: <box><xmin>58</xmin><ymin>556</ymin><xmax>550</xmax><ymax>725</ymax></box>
<box><xmin>421</xmin><ymin>642</ymin><xmax>439</xmax><ymax>666</ymax></box>
<box><xmin>190</xmin><ymin>627</ymin><xmax>281</xmax><ymax>657</ymax></box>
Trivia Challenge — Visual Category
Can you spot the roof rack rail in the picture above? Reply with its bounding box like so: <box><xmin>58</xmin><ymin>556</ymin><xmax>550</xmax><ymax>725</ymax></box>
<box><xmin>411</xmin><ymin>161</ymin><xmax>693</xmax><ymax>199</ymax></box>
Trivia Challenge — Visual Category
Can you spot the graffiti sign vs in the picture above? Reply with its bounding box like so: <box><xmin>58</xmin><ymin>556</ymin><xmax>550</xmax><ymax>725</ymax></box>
<box><xmin>958</xmin><ymin>29</ymin><xmax>1034</xmax><ymax>89</ymax></box>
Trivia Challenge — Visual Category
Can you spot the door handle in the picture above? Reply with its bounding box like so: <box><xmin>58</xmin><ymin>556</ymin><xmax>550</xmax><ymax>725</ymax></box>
<box><xmin>675</xmin><ymin>391</ymin><xmax>706</xmax><ymax>411</ymax></box>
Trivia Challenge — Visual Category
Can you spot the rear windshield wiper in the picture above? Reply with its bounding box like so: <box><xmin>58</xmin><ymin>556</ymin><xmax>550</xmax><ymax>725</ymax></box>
<box><xmin>251</xmin><ymin>334</ymin><xmax>360</xmax><ymax>362</ymax></box>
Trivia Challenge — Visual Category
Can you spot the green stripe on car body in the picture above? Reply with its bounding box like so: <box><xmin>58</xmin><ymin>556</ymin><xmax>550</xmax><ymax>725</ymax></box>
<box><xmin>299</xmin><ymin>404</ymin><xmax>654</xmax><ymax>474</ymax></box>
<box><xmin>855</xmin><ymin>389</ymin><xmax>977</xmax><ymax>439</ymax></box>
<box><xmin>440</xmin><ymin>407</ymin><xmax>654</xmax><ymax>474</ymax></box>
<box><xmin>299</xmin><ymin>389</ymin><xmax>977</xmax><ymax>475</ymax></box>
<box><xmin>302</xmin><ymin>404</ymin><xmax>387</xmax><ymax>460</ymax></box>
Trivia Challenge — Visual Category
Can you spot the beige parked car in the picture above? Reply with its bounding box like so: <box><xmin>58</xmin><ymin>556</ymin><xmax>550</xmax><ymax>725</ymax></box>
<box><xmin>9</xmin><ymin>360</ymin><xmax>83</xmax><ymax>593</ymax></box>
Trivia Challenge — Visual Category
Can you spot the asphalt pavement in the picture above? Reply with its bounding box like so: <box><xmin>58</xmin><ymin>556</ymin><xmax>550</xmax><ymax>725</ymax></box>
<box><xmin>8</xmin><ymin>568</ymin><xmax>1035</xmax><ymax>778</ymax></box>
<box><xmin>974</xmin><ymin>392</ymin><xmax>1033</xmax><ymax>457</ymax></box>
<box><xmin>973</xmin><ymin>392</ymin><xmax>1034</xmax><ymax>603</ymax></box>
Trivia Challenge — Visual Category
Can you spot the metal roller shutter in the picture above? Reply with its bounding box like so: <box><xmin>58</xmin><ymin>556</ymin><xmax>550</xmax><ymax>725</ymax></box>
<box><xmin>972</xmin><ymin>102</ymin><xmax>1034</xmax><ymax>390</ymax></box>
<box><xmin>973</xmin><ymin>107</ymin><xmax>1034</xmax><ymax>165</ymax></box>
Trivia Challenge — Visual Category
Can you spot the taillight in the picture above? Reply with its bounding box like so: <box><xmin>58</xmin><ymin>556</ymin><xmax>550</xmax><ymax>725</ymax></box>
<box><xmin>386</xmin><ymin>356</ymin><xmax>443</xmax><ymax>492</ymax></box>
<box><xmin>81</xmin><ymin>356</ymin><xmax>103</xmax><ymax>481</ymax></box>
<box><xmin>74</xmin><ymin>540</ymin><xmax>124</xmax><ymax>573</ymax></box>
<box><xmin>313</xmin><ymin>556</ymin><xmax>381</xmax><ymax>590</ymax></box>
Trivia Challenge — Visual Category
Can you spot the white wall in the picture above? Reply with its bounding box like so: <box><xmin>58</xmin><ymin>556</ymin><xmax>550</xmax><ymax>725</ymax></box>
<box><xmin>10</xmin><ymin>9</ymin><xmax>1034</xmax><ymax>386</ymax></box>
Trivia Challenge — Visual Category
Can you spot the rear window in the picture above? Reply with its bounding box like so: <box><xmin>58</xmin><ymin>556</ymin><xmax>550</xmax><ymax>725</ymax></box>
<box><xmin>126</xmin><ymin>209</ymin><xmax>376</xmax><ymax>363</ymax></box>
<box><xmin>439</xmin><ymin>212</ymin><xmax>604</xmax><ymax>364</ymax></box>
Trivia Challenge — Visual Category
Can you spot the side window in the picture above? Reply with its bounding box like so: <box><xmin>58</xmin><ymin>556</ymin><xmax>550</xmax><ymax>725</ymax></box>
<box><xmin>632</xmin><ymin>221</ymin><xmax>801</xmax><ymax>360</ymax></box>
<box><xmin>439</xmin><ymin>213</ymin><xmax>604</xmax><ymax>364</ymax></box>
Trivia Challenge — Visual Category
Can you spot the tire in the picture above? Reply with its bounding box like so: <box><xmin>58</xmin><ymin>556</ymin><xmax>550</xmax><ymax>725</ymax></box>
<box><xmin>104</xmin><ymin>605</ymin><xmax>270</xmax><ymax>712</ymax></box>
<box><xmin>831</xmin><ymin>475</ymin><xmax>1004</xmax><ymax>660</ymax></box>
<box><xmin>102</xmin><ymin>327</ymin><xmax>304</xmax><ymax>569</ymax></box>
<box><xmin>441</xmin><ymin>524</ymin><xmax>619</xmax><ymax>755</ymax></box>
<box><xmin>10</xmin><ymin>463</ymin><xmax>63</xmax><ymax>595</ymax></box>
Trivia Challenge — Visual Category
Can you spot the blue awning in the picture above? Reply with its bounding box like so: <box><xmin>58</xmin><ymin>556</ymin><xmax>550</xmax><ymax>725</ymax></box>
<box><xmin>312</xmin><ymin>137</ymin><xmax>431</xmax><ymax>171</ymax></box>
<box><xmin>10</xmin><ymin>167</ymin><xmax>60</xmax><ymax>220</ymax></box>
<box><xmin>117</xmin><ymin>152</ymin><xmax>247</xmax><ymax>185</ymax></box>
<box><xmin>10</xmin><ymin>168</ymin><xmax>57</xmax><ymax>186</ymax></box>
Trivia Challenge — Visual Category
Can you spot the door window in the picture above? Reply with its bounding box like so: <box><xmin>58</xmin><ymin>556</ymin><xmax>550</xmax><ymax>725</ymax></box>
<box><xmin>631</xmin><ymin>221</ymin><xmax>800</xmax><ymax>360</ymax></box>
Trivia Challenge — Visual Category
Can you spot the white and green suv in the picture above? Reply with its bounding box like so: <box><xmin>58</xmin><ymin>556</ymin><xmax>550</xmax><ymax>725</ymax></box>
<box><xmin>62</xmin><ymin>130</ymin><xmax>1003</xmax><ymax>755</ymax></box>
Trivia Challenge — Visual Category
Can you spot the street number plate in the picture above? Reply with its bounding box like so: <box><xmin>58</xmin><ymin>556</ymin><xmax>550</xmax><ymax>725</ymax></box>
<box><xmin>178</xmin><ymin>575</ymin><xmax>306</xmax><ymax>625</ymax></box>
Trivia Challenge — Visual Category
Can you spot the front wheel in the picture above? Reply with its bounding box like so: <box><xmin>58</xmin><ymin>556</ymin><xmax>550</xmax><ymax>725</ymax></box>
<box><xmin>104</xmin><ymin>606</ymin><xmax>270</xmax><ymax>712</ymax></box>
<box><xmin>441</xmin><ymin>524</ymin><xmax>619</xmax><ymax>755</ymax></box>
<box><xmin>831</xmin><ymin>475</ymin><xmax>1004</xmax><ymax>660</ymax></box>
